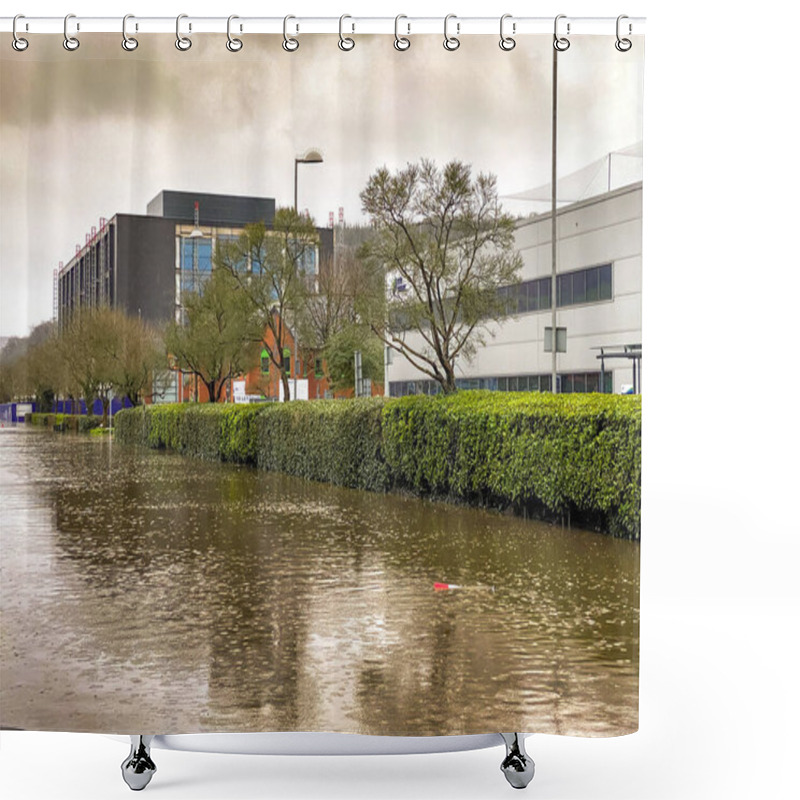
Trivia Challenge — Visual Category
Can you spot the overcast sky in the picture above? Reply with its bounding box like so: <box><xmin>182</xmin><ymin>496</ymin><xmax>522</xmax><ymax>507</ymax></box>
<box><xmin>0</xmin><ymin>33</ymin><xmax>643</xmax><ymax>337</ymax></box>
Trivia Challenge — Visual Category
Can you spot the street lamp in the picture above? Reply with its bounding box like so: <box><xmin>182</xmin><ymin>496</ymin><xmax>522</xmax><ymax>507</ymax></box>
<box><xmin>188</xmin><ymin>200</ymin><xmax>203</xmax><ymax>403</ymax></box>
<box><xmin>294</xmin><ymin>148</ymin><xmax>323</xmax><ymax>212</ymax></box>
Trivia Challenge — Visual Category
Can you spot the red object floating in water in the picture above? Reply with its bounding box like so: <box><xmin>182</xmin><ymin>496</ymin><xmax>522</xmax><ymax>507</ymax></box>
<box><xmin>433</xmin><ymin>582</ymin><xmax>461</xmax><ymax>591</ymax></box>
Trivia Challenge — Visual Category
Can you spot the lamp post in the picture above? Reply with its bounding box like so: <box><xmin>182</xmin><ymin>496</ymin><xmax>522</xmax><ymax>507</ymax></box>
<box><xmin>188</xmin><ymin>201</ymin><xmax>204</xmax><ymax>402</ymax></box>
<box><xmin>292</xmin><ymin>150</ymin><xmax>323</xmax><ymax>403</ymax></box>
<box><xmin>294</xmin><ymin>148</ymin><xmax>323</xmax><ymax>213</ymax></box>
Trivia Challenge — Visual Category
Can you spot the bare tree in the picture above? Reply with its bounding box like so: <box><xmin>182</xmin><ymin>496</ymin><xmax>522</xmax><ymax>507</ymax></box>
<box><xmin>57</xmin><ymin>310</ymin><xmax>116</xmax><ymax>424</ymax></box>
<box><xmin>166</xmin><ymin>268</ymin><xmax>261</xmax><ymax>403</ymax></box>
<box><xmin>107</xmin><ymin>315</ymin><xmax>164</xmax><ymax>407</ymax></box>
<box><xmin>360</xmin><ymin>159</ymin><xmax>522</xmax><ymax>394</ymax></box>
<box><xmin>0</xmin><ymin>321</ymin><xmax>60</xmax><ymax>406</ymax></box>
<box><xmin>214</xmin><ymin>209</ymin><xmax>319</xmax><ymax>402</ymax></box>
<box><xmin>57</xmin><ymin>308</ymin><xmax>163</xmax><ymax>423</ymax></box>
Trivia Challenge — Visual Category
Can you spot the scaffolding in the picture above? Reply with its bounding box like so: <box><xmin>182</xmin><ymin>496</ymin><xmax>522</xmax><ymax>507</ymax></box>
<box><xmin>57</xmin><ymin>216</ymin><xmax>114</xmax><ymax>328</ymax></box>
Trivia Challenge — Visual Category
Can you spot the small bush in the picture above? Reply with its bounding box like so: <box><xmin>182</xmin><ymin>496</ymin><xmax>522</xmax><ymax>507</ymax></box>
<box><xmin>29</xmin><ymin>412</ymin><xmax>102</xmax><ymax>432</ymax></box>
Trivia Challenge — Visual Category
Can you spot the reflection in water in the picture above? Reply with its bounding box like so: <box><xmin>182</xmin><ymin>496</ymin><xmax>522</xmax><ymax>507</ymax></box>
<box><xmin>0</xmin><ymin>428</ymin><xmax>639</xmax><ymax>735</ymax></box>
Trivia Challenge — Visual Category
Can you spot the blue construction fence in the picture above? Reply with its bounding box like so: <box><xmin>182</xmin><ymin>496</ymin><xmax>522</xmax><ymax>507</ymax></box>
<box><xmin>0</xmin><ymin>397</ymin><xmax>133</xmax><ymax>423</ymax></box>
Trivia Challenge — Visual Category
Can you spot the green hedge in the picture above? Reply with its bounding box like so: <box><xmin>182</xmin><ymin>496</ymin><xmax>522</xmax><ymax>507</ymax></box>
<box><xmin>114</xmin><ymin>401</ymin><xmax>388</xmax><ymax>491</ymax></box>
<box><xmin>381</xmin><ymin>392</ymin><xmax>641</xmax><ymax>538</ymax></box>
<box><xmin>256</xmin><ymin>398</ymin><xmax>389</xmax><ymax>492</ymax></box>
<box><xmin>114</xmin><ymin>392</ymin><xmax>641</xmax><ymax>538</ymax></box>
<box><xmin>29</xmin><ymin>412</ymin><xmax>103</xmax><ymax>432</ymax></box>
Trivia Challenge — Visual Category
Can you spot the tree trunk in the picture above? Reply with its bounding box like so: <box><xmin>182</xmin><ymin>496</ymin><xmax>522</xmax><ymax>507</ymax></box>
<box><xmin>281</xmin><ymin>370</ymin><xmax>291</xmax><ymax>402</ymax></box>
<box><xmin>441</xmin><ymin>362</ymin><xmax>458</xmax><ymax>394</ymax></box>
<box><xmin>101</xmin><ymin>396</ymin><xmax>109</xmax><ymax>428</ymax></box>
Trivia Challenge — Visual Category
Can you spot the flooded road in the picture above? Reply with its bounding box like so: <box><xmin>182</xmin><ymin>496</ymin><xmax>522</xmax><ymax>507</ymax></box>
<box><xmin>1</xmin><ymin>427</ymin><xmax>639</xmax><ymax>736</ymax></box>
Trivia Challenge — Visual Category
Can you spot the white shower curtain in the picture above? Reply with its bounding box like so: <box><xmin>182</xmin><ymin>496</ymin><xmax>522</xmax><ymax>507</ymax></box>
<box><xmin>0</xmin><ymin>17</ymin><xmax>643</xmax><ymax>745</ymax></box>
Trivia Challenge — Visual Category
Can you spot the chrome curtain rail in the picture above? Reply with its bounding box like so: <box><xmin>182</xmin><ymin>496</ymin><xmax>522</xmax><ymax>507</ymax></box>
<box><xmin>0</xmin><ymin>16</ymin><xmax>645</xmax><ymax>36</ymax></box>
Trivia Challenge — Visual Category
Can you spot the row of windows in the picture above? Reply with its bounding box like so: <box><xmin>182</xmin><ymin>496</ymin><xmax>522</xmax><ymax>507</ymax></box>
<box><xmin>259</xmin><ymin>349</ymin><xmax>324</xmax><ymax>379</ymax></box>
<box><xmin>498</xmin><ymin>263</ymin><xmax>613</xmax><ymax>316</ymax></box>
<box><xmin>388</xmin><ymin>371</ymin><xmax>613</xmax><ymax>397</ymax></box>
<box><xmin>498</xmin><ymin>277</ymin><xmax>552</xmax><ymax>314</ymax></box>
<box><xmin>557</xmin><ymin>263</ymin><xmax>613</xmax><ymax>307</ymax></box>
<box><xmin>179</xmin><ymin>236</ymin><xmax>317</xmax><ymax>278</ymax></box>
<box><xmin>389</xmin><ymin>263</ymin><xmax>614</xmax><ymax>333</ymax></box>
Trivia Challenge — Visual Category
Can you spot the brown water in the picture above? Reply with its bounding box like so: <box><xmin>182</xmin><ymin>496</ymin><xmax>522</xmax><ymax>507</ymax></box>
<box><xmin>0</xmin><ymin>427</ymin><xmax>639</xmax><ymax>736</ymax></box>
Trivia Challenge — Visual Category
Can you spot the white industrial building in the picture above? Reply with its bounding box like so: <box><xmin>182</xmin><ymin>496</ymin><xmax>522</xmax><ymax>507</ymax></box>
<box><xmin>385</xmin><ymin>165</ymin><xmax>643</xmax><ymax>397</ymax></box>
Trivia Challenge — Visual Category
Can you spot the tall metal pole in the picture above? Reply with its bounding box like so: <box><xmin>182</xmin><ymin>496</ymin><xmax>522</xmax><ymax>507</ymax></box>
<box><xmin>550</xmin><ymin>44</ymin><xmax>559</xmax><ymax>393</ymax></box>
<box><xmin>294</xmin><ymin>159</ymin><xmax>299</xmax><ymax>213</ymax></box>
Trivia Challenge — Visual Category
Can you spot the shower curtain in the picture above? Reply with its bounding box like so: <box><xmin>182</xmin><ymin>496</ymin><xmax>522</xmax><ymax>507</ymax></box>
<box><xmin>0</xmin><ymin>23</ymin><xmax>643</xmax><ymax>740</ymax></box>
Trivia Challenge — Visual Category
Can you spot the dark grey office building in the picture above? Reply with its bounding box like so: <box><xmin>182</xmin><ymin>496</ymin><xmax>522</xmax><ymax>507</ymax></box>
<box><xmin>57</xmin><ymin>190</ymin><xmax>332</xmax><ymax>326</ymax></box>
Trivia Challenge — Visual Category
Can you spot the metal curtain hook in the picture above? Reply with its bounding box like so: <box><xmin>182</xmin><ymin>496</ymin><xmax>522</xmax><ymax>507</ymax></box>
<box><xmin>63</xmin><ymin>13</ymin><xmax>80</xmax><ymax>51</ymax></box>
<box><xmin>122</xmin><ymin>14</ymin><xmax>138</xmax><ymax>51</ymax></box>
<box><xmin>227</xmin><ymin>15</ymin><xmax>243</xmax><ymax>51</ymax></box>
<box><xmin>443</xmin><ymin>14</ymin><xmax>460</xmax><ymax>51</ymax></box>
<box><xmin>553</xmin><ymin>14</ymin><xmax>570</xmax><ymax>51</ymax></box>
<box><xmin>12</xmin><ymin>14</ymin><xmax>29</xmax><ymax>51</ymax></box>
<box><xmin>394</xmin><ymin>15</ymin><xmax>410</xmax><ymax>51</ymax></box>
<box><xmin>338</xmin><ymin>14</ymin><xmax>355</xmax><ymax>51</ymax></box>
<box><xmin>499</xmin><ymin>14</ymin><xmax>516</xmax><ymax>51</ymax></box>
<box><xmin>283</xmin><ymin>15</ymin><xmax>299</xmax><ymax>52</ymax></box>
<box><xmin>176</xmin><ymin>14</ymin><xmax>192</xmax><ymax>51</ymax></box>
<box><xmin>615</xmin><ymin>15</ymin><xmax>632</xmax><ymax>51</ymax></box>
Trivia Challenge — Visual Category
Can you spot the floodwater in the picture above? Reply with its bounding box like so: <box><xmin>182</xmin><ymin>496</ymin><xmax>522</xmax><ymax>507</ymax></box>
<box><xmin>0</xmin><ymin>427</ymin><xmax>639</xmax><ymax>736</ymax></box>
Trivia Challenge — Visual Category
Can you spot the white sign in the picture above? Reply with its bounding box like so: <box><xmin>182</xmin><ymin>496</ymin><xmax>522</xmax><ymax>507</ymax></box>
<box><xmin>233</xmin><ymin>380</ymin><xmax>247</xmax><ymax>403</ymax></box>
<box><xmin>278</xmin><ymin>379</ymin><xmax>309</xmax><ymax>402</ymax></box>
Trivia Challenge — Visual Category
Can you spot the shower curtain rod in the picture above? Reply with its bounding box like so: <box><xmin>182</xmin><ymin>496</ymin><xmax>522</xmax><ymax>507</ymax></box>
<box><xmin>1</xmin><ymin>16</ymin><xmax>645</xmax><ymax>37</ymax></box>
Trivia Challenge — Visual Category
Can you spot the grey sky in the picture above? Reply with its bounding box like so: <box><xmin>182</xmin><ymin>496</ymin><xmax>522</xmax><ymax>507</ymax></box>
<box><xmin>0</xmin><ymin>33</ymin><xmax>643</xmax><ymax>337</ymax></box>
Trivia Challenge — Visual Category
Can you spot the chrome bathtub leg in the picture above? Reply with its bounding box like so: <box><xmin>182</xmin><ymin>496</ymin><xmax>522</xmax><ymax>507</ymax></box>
<box><xmin>499</xmin><ymin>733</ymin><xmax>535</xmax><ymax>789</ymax></box>
<box><xmin>121</xmin><ymin>735</ymin><xmax>156</xmax><ymax>791</ymax></box>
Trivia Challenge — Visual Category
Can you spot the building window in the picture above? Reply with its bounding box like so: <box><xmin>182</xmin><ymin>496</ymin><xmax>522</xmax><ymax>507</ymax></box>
<box><xmin>501</xmin><ymin>264</ymin><xmax>612</xmax><ymax>315</ymax></box>
<box><xmin>314</xmin><ymin>358</ymin><xmax>324</xmax><ymax>378</ymax></box>
<box><xmin>503</xmin><ymin>276</ymin><xmax>552</xmax><ymax>314</ymax></box>
<box><xmin>557</xmin><ymin>264</ymin><xmax>612</xmax><ymax>307</ymax></box>
<box><xmin>261</xmin><ymin>349</ymin><xmax>270</xmax><ymax>374</ymax></box>
<box><xmin>544</xmin><ymin>327</ymin><xmax>567</xmax><ymax>353</ymax></box>
<box><xmin>388</xmin><ymin>371</ymin><xmax>609</xmax><ymax>398</ymax></box>
<box><xmin>282</xmin><ymin>348</ymin><xmax>291</xmax><ymax>374</ymax></box>
<box><xmin>181</xmin><ymin>238</ymin><xmax>213</xmax><ymax>273</ymax></box>
<box><xmin>558</xmin><ymin>371</ymin><xmax>613</xmax><ymax>394</ymax></box>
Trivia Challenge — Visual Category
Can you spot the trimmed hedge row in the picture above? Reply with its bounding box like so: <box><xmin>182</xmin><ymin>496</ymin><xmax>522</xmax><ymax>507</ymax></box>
<box><xmin>256</xmin><ymin>399</ymin><xmax>389</xmax><ymax>492</ymax></box>
<box><xmin>29</xmin><ymin>412</ymin><xmax>103</xmax><ymax>432</ymax></box>
<box><xmin>114</xmin><ymin>392</ymin><xmax>641</xmax><ymax>538</ymax></box>
<box><xmin>114</xmin><ymin>400</ymin><xmax>389</xmax><ymax>491</ymax></box>
<box><xmin>381</xmin><ymin>392</ymin><xmax>641</xmax><ymax>538</ymax></box>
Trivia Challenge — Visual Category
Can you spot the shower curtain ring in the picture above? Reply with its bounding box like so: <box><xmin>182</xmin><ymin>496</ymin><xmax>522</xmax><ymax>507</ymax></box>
<box><xmin>283</xmin><ymin>15</ymin><xmax>299</xmax><ymax>52</ymax></box>
<box><xmin>338</xmin><ymin>15</ymin><xmax>355</xmax><ymax>51</ymax></box>
<box><xmin>227</xmin><ymin>15</ymin><xmax>243</xmax><ymax>51</ymax></box>
<box><xmin>12</xmin><ymin>15</ymin><xmax>29</xmax><ymax>51</ymax></box>
<box><xmin>443</xmin><ymin>14</ymin><xmax>460</xmax><ymax>51</ymax></box>
<box><xmin>122</xmin><ymin>15</ymin><xmax>138</xmax><ymax>51</ymax></box>
<box><xmin>553</xmin><ymin>14</ymin><xmax>570</xmax><ymax>51</ymax></box>
<box><xmin>499</xmin><ymin>14</ymin><xmax>516</xmax><ymax>51</ymax></box>
<box><xmin>394</xmin><ymin>15</ymin><xmax>410</xmax><ymax>51</ymax></box>
<box><xmin>63</xmin><ymin>14</ymin><xmax>80</xmax><ymax>51</ymax></box>
<box><xmin>175</xmin><ymin>14</ymin><xmax>192</xmax><ymax>51</ymax></box>
<box><xmin>615</xmin><ymin>15</ymin><xmax>632</xmax><ymax>51</ymax></box>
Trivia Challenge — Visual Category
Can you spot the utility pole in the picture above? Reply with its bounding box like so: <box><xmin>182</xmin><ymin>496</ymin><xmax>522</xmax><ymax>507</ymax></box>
<box><xmin>551</xmin><ymin>39</ymin><xmax>559</xmax><ymax>393</ymax></box>
<box><xmin>354</xmin><ymin>350</ymin><xmax>362</xmax><ymax>397</ymax></box>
